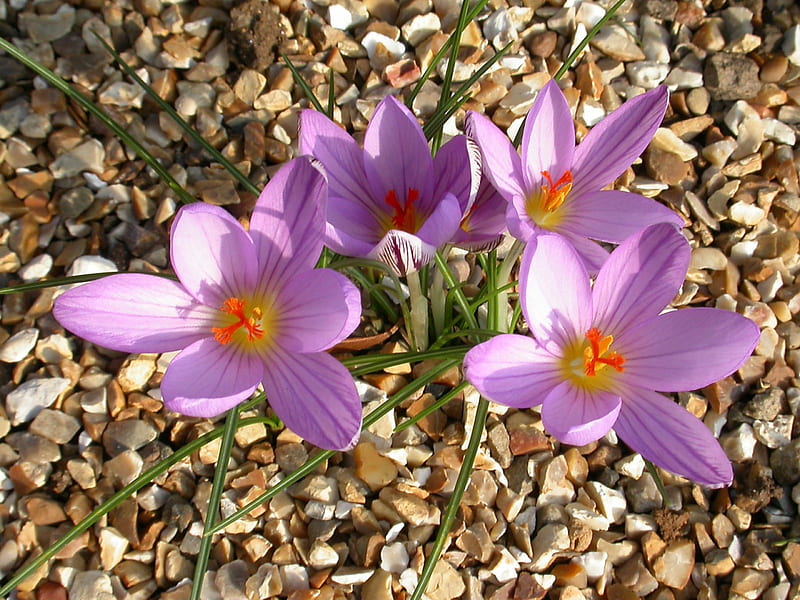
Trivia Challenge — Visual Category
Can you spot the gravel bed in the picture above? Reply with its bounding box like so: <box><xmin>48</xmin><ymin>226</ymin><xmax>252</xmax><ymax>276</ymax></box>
<box><xmin>1</xmin><ymin>0</ymin><xmax>800</xmax><ymax>598</ymax></box>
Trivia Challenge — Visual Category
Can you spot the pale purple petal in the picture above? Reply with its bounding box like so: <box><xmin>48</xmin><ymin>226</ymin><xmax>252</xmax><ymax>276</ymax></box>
<box><xmin>520</xmin><ymin>234</ymin><xmax>592</xmax><ymax>353</ymax></box>
<box><xmin>558</xmin><ymin>190</ymin><xmax>683</xmax><ymax>243</ymax></box>
<box><xmin>571</xmin><ymin>86</ymin><xmax>669</xmax><ymax>197</ymax></box>
<box><xmin>54</xmin><ymin>274</ymin><xmax>216</xmax><ymax>353</ymax></box>
<box><xmin>327</xmin><ymin>195</ymin><xmax>385</xmax><ymax>248</ymax></box>
<box><xmin>298</xmin><ymin>109</ymin><xmax>375</xmax><ymax>208</ymax></box>
<box><xmin>162</xmin><ymin>338</ymin><xmax>263</xmax><ymax>418</ymax></box>
<box><xmin>250</xmin><ymin>157</ymin><xmax>326</xmax><ymax>289</ymax></box>
<box><xmin>452</xmin><ymin>177</ymin><xmax>508</xmax><ymax>249</ymax></box>
<box><xmin>556</xmin><ymin>231</ymin><xmax>610</xmax><ymax>276</ymax></box>
<box><xmin>614</xmin><ymin>384</ymin><xmax>733</xmax><ymax>487</ymax></box>
<box><xmin>363</xmin><ymin>96</ymin><xmax>434</xmax><ymax>209</ymax></box>
<box><xmin>465</xmin><ymin>110</ymin><xmax>526</xmax><ymax>201</ymax></box>
<box><xmin>325</xmin><ymin>220</ymin><xmax>377</xmax><ymax>258</ymax></box>
<box><xmin>431</xmin><ymin>135</ymin><xmax>481</xmax><ymax>215</ymax></box>
<box><xmin>593</xmin><ymin>223</ymin><xmax>689</xmax><ymax>334</ymax></box>
<box><xmin>506</xmin><ymin>201</ymin><xmax>537</xmax><ymax>241</ymax></box>
<box><xmin>416</xmin><ymin>192</ymin><xmax>463</xmax><ymax>248</ymax></box>
<box><xmin>369</xmin><ymin>230</ymin><xmax>437</xmax><ymax>275</ymax></box>
<box><xmin>541</xmin><ymin>381</ymin><xmax>622</xmax><ymax>446</ymax></box>
<box><xmin>463</xmin><ymin>334</ymin><xmax>562</xmax><ymax>408</ymax></box>
<box><xmin>275</xmin><ymin>269</ymin><xmax>361</xmax><ymax>353</ymax></box>
<box><xmin>262</xmin><ymin>351</ymin><xmax>362</xmax><ymax>451</ymax></box>
<box><xmin>170</xmin><ymin>203</ymin><xmax>258</xmax><ymax>307</ymax></box>
<box><xmin>615</xmin><ymin>308</ymin><xmax>759</xmax><ymax>392</ymax></box>
<box><xmin>520</xmin><ymin>80</ymin><xmax>575</xmax><ymax>192</ymax></box>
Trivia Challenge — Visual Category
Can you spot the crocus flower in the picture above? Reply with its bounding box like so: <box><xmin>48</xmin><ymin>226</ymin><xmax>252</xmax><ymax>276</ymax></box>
<box><xmin>466</xmin><ymin>80</ymin><xmax>683</xmax><ymax>272</ymax></box>
<box><xmin>451</xmin><ymin>175</ymin><xmax>507</xmax><ymax>252</ymax></box>
<box><xmin>464</xmin><ymin>223</ymin><xmax>759</xmax><ymax>487</ymax></box>
<box><xmin>54</xmin><ymin>158</ymin><xmax>363</xmax><ymax>451</ymax></box>
<box><xmin>299</xmin><ymin>95</ymin><xmax>479</xmax><ymax>274</ymax></box>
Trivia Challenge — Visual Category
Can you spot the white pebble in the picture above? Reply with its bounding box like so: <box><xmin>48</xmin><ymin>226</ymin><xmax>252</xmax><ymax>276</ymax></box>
<box><xmin>361</xmin><ymin>32</ymin><xmax>405</xmax><ymax>62</ymax></box>
<box><xmin>0</xmin><ymin>328</ymin><xmax>39</xmax><ymax>363</ymax></box>
<box><xmin>6</xmin><ymin>377</ymin><xmax>70</xmax><ymax>425</ymax></box>
<box><xmin>18</xmin><ymin>253</ymin><xmax>53</xmax><ymax>282</ymax></box>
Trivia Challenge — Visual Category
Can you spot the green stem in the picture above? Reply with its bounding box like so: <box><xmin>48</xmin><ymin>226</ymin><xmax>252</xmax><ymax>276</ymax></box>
<box><xmin>189</xmin><ymin>409</ymin><xmax>240</xmax><ymax>600</ymax></box>
<box><xmin>434</xmin><ymin>251</ymin><xmax>478</xmax><ymax>330</ymax></box>
<box><xmin>409</xmin><ymin>397</ymin><xmax>490</xmax><ymax>600</ymax></box>
<box><xmin>0</xmin><ymin>37</ymin><xmax>194</xmax><ymax>205</ymax></box>
<box><xmin>0</xmin><ymin>415</ymin><xmax>272</xmax><ymax>597</ymax></box>
<box><xmin>206</xmin><ymin>359</ymin><xmax>462</xmax><ymax>535</ymax></box>
<box><xmin>406</xmin><ymin>270</ymin><xmax>429</xmax><ymax>351</ymax></box>
<box><xmin>430</xmin><ymin>265</ymin><xmax>447</xmax><ymax>338</ymax></box>
<box><xmin>494</xmin><ymin>240</ymin><xmax>524</xmax><ymax>334</ymax></box>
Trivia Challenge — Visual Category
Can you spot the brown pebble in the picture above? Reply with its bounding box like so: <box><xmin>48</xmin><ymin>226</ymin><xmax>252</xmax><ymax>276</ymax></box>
<box><xmin>760</xmin><ymin>56</ymin><xmax>788</xmax><ymax>83</ymax></box>
<box><xmin>528</xmin><ymin>31</ymin><xmax>557</xmax><ymax>58</ymax></box>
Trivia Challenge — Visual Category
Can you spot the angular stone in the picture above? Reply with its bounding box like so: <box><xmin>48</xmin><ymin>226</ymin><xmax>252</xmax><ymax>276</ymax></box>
<box><xmin>0</xmin><ymin>328</ymin><xmax>39</xmax><ymax>363</ymax></box>
<box><xmin>29</xmin><ymin>409</ymin><xmax>81</xmax><ymax>444</ymax></box>
<box><xmin>6</xmin><ymin>378</ymin><xmax>70</xmax><ymax>426</ymax></box>
<box><xmin>705</xmin><ymin>53</ymin><xmax>761</xmax><ymax>101</ymax></box>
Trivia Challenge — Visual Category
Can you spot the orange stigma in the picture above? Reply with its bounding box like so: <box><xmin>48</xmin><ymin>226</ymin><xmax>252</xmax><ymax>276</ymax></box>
<box><xmin>385</xmin><ymin>188</ymin><xmax>419</xmax><ymax>233</ymax></box>
<box><xmin>540</xmin><ymin>170</ymin><xmax>573</xmax><ymax>213</ymax></box>
<box><xmin>583</xmin><ymin>328</ymin><xmax>625</xmax><ymax>377</ymax></box>
<box><xmin>212</xmin><ymin>298</ymin><xmax>264</xmax><ymax>345</ymax></box>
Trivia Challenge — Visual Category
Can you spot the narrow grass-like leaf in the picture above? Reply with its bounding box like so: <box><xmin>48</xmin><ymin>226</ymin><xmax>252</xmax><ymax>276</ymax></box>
<box><xmin>645</xmin><ymin>459</ymin><xmax>677</xmax><ymax>510</ymax></box>
<box><xmin>0</xmin><ymin>415</ymin><xmax>274</xmax><ymax>597</ymax></box>
<box><xmin>430</xmin><ymin>0</ymin><xmax>475</xmax><ymax>152</ymax></box>
<box><xmin>93</xmin><ymin>34</ymin><xmax>260</xmax><ymax>196</ymax></box>
<box><xmin>509</xmin><ymin>301</ymin><xmax>523</xmax><ymax>332</ymax></box>
<box><xmin>1</xmin><ymin>273</ymin><xmax>122</xmax><ymax>296</ymax></box>
<box><xmin>283</xmin><ymin>53</ymin><xmax>326</xmax><ymax>113</ymax></box>
<box><xmin>0</xmin><ymin>37</ymin><xmax>195</xmax><ymax>205</ymax></box>
<box><xmin>344</xmin><ymin>267</ymin><xmax>399</xmax><ymax>324</ymax></box>
<box><xmin>513</xmin><ymin>0</ymin><xmax>628</xmax><ymax>147</ymax></box>
<box><xmin>189</xmin><ymin>409</ymin><xmax>240</xmax><ymax>600</ymax></box>
<box><xmin>206</xmin><ymin>358</ymin><xmax>462</xmax><ymax>535</ymax></box>
<box><xmin>422</xmin><ymin>41</ymin><xmax>512</xmax><ymax>140</ymax></box>
<box><xmin>406</xmin><ymin>0</ymin><xmax>489</xmax><ymax>107</ymax></box>
<box><xmin>344</xmin><ymin>346</ymin><xmax>468</xmax><ymax>377</ymax></box>
<box><xmin>327</xmin><ymin>68</ymin><xmax>336</xmax><ymax>119</ymax></box>
<box><xmin>396</xmin><ymin>381</ymin><xmax>469</xmax><ymax>432</ymax></box>
<box><xmin>428</xmin><ymin>328</ymin><xmax>495</xmax><ymax>350</ymax></box>
<box><xmin>410</xmin><ymin>396</ymin><xmax>490</xmax><ymax>600</ymax></box>
<box><xmin>332</xmin><ymin>257</ymin><xmax>412</xmax><ymax>334</ymax></box>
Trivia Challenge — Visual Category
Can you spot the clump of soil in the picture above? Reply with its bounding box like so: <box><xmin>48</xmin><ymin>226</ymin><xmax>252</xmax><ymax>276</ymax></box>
<box><xmin>226</xmin><ymin>0</ymin><xmax>284</xmax><ymax>72</ymax></box>
<box><xmin>734</xmin><ymin>461</ymin><xmax>781</xmax><ymax>513</ymax></box>
<box><xmin>654</xmin><ymin>508</ymin><xmax>690</xmax><ymax>543</ymax></box>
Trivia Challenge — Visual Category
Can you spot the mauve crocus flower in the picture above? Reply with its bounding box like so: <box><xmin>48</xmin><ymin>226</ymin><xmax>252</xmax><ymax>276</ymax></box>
<box><xmin>452</xmin><ymin>175</ymin><xmax>508</xmax><ymax>252</ymax></box>
<box><xmin>54</xmin><ymin>158</ymin><xmax>363</xmax><ymax>451</ymax></box>
<box><xmin>466</xmin><ymin>80</ymin><xmax>683</xmax><ymax>272</ymax></box>
<box><xmin>464</xmin><ymin>223</ymin><xmax>759</xmax><ymax>487</ymax></box>
<box><xmin>299</xmin><ymin>95</ymin><xmax>480</xmax><ymax>274</ymax></box>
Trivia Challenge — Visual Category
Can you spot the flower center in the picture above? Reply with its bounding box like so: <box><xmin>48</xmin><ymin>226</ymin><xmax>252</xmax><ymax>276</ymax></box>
<box><xmin>385</xmin><ymin>188</ymin><xmax>419</xmax><ymax>233</ymax></box>
<box><xmin>526</xmin><ymin>170</ymin><xmax>573</xmax><ymax>228</ymax></box>
<box><xmin>561</xmin><ymin>327</ymin><xmax>625</xmax><ymax>390</ymax></box>
<box><xmin>583</xmin><ymin>328</ymin><xmax>625</xmax><ymax>376</ymax></box>
<box><xmin>212</xmin><ymin>297</ymin><xmax>265</xmax><ymax>345</ymax></box>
